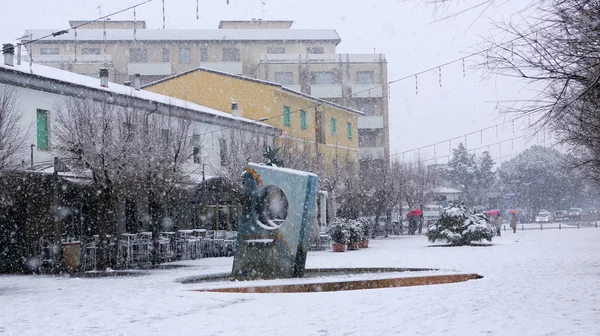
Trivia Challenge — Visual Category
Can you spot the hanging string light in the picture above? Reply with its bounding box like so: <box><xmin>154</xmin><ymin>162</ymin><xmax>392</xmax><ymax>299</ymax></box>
<box><xmin>133</xmin><ymin>6</ymin><xmax>137</xmax><ymax>41</ymax></box>
<box><xmin>197</xmin><ymin>0</ymin><xmax>199</xmax><ymax>19</ymax></box>
<box><xmin>462</xmin><ymin>58</ymin><xmax>466</xmax><ymax>77</ymax></box>
<box><xmin>433</xmin><ymin>144</ymin><xmax>437</xmax><ymax>158</ymax></box>
<box><xmin>103</xmin><ymin>19</ymin><xmax>107</xmax><ymax>67</ymax></box>
<box><xmin>480</xmin><ymin>130</ymin><xmax>483</xmax><ymax>144</ymax></box>
<box><xmin>415</xmin><ymin>75</ymin><xmax>418</xmax><ymax>95</ymax></box>
<box><xmin>162</xmin><ymin>0</ymin><xmax>166</xmax><ymax>29</ymax></box>
<box><xmin>496</xmin><ymin>125</ymin><xmax>499</xmax><ymax>138</ymax></box>
<box><xmin>448</xmin><ymin>140</ymin><xmax>452</xmax><ymax>152</ymax></box>
<box><xmin>438</xmin><ymin>67</ymin><xmax>442</xmax><ymax>87</ymax></box>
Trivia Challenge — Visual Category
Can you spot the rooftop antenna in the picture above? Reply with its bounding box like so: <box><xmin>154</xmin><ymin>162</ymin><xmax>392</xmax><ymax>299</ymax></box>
<box><xmin>97</xmin><ymin>4</ymin><xmax>102</xmax><ymax>17</ymax></box>
<box><xmin>261</xmin><ymin>0</ymin><xmax>266</xmax><ymax>20</ymax></box>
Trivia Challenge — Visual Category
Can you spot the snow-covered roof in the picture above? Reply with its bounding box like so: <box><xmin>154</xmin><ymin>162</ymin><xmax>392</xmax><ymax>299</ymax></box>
<box><xmin>433</xmin><ymin>186</ymin><xmax>463</xmax><ymax>194</ymax></box>
<box><xmin>0</xmin><ymin>61</ymin><xmax>278</xmax><ymax>135</ymax></box>
<box><xmin>23</xmin><ymin>29</ymin><xmax>341</xmax><ymax>44</ymax></box>
<box><xmin>143</xmin><ymin>66</ymin><xmax>364</xmax><ymax>116</ymax></box>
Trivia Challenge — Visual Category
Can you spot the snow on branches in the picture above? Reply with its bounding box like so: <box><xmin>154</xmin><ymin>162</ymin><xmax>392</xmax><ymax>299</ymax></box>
<box><xmin>427</xmin><ymin>202</ymin><xmax>495</xmax><ymax>245</ymax></box>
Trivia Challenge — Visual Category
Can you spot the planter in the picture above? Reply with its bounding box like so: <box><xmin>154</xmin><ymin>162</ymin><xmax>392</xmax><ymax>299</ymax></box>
<box><xmin>331</xmin><ymin>243</ymin><xmax>347</xmax><ymax>252</ymax></box>
<box><xmin>359</xmin><ymin>240</ymin><xmax>369</xmax><ymax>248</ymax></box>
<box><xmin>347</xmin><ymin>242</ymin><xmax>359</xmax><ymax>250</ymax></box>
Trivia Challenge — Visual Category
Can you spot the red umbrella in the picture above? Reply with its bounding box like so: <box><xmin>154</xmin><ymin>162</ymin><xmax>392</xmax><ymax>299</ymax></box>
<box><xmin>413</xmin><ymin>209</ymin><xmax>422</xmax><ymax>216</ymax></box>
<box><xmin>487</xmin><ymin>210</ymin><xmax>500</xmax><ymax>215</ymax></box>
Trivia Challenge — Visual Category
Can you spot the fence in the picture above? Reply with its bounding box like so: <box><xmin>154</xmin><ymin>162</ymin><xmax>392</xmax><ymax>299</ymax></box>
<box><xmin>504</xmin><ymin>221</ymin><xmax>599</xmax><ymax>231</ymax></box>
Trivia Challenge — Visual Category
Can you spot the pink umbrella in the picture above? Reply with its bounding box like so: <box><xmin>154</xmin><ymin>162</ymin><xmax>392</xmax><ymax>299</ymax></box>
<box><xmin>487</xmin><ymin>210</ymin><xmax>500</xmax><ymax>215</ymax></box>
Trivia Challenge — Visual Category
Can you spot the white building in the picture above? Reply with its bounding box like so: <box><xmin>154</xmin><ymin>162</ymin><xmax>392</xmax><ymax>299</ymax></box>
<box><xmin>0</xmin><ymin>46</ymin><xmax>280</xmax><ymax>177</ymax></box>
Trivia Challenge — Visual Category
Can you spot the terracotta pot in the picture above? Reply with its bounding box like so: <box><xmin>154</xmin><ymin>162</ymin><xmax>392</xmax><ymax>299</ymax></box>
<box><xmin>359</xmin><ymin>240</ymin><xmax>369</xmax><ymax>248</ymax></box>
<box><xmin>331</xmin><ymin>243</ymin><xmax>347</xmax><ymax>252</ymax></box>
<box><xmin>347</xmin><ymin>242</ymin><xmax>359</xmax><ymax>250</ymax></box>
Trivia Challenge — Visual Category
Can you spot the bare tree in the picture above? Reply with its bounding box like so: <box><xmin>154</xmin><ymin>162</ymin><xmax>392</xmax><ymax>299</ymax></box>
<box><xmin>485</xmin><ymin>0</ymin><xmax>600</xmax><ymax>183</ymax></box>
<box><xmin>215</xmin><ymin>129</ymin><xmax>267</xmax><ymax>183</ymax></box>
<box><xmin>54</xmin><ymin>98</ymin><xmax>130</xmax><ymax>269</ymax></box>
<box><xmin>0</xmin><ymin>87</ymin><xmax>27</xmax><ymax>171</ymax></box>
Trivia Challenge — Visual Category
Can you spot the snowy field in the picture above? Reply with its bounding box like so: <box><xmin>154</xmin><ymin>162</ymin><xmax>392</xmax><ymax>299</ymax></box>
<box><xmin>1</xmin><ymin>229</ymin><xmax>599</xmax><ymax>335</ymax></box>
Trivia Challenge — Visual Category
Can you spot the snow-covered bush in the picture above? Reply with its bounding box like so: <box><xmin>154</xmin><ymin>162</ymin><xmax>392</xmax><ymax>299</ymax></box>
<box><xmin>346</xmin><ymin>220</ymin><xmax>364</xmax><ymax>243</ymax></box>
<box><xmin>329</xmin><ymin>219</ymin><xmax>349</xmax><ymax>244</ymax></box>
<box><xmin>357</xmin><ymin>217</ymin><xmax>372</xmax><ymax>239</ymax></box>
<box><xmin>427</xmin><ymin>203</ymin><xmax>495</xmax><ymax>245</ymax></box>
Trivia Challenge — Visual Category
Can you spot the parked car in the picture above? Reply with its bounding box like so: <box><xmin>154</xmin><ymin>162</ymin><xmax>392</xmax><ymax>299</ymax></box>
<box><xmin>587</xmin><ymin>209</ymin><xmax>600</xmax><ymax>220</ymax></box>
<box><xmin>569</xmin><ymin>208</ymin><xmax>583</xmax><ymax>220</ymax></box>
<box><xmin>535</xmin><ymin>210</ymin><xmax>552</xmax><ymax>223</ymax></box>
<box><xmin>554</xmin><ymin>210</ymin><xmax>568</xmax><ymax>221</ymax></box>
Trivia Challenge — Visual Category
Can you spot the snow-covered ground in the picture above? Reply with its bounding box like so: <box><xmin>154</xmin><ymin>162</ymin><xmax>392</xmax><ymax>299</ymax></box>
<box><xmin>1</xmin><ymin>229</ymin><xmax>599</xmax><ymax>335</ymax></box>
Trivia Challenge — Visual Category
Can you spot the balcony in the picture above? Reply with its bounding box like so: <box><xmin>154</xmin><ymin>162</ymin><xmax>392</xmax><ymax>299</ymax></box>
<box><xmin>351</xmin><ymin>84</ymin><xmax>383</xmax><ymax>98</ymax></box>
<box><xmin>283</xmin><ymin>85</ymin><xmax>302</xmax><ymax>93</ymax></box>
<box><xmin>127</xmin><ymin>62</ymin><xmax>172</xmax><ymax>76</ymax></box>
<box><xmin>359</xmin><ymin>147</ymin><xmax>385</xmax><ymax>159</ymax></box>
<box><xmin>22</xmin><ymin>54</ymin><xmax>112</xmax><ymax>64</ymax></box>
<box><xmin>199</xmin><ymin>62</ymin><xmax>243</xmax><ymax>75</ymax></box>
<box><xmin>259</xmin><ymin>53</ymin><xmax>386</xmax><ymax>63</ymax></box>
<box><xmin>358</xmin><ymin>116</ymin><xmax>384</xmax><ymax>129</ymax></box>
<box><xmin>310</xmin><ymin>85</ymin><xmax>342</xmax><ymax>98</ymax></box>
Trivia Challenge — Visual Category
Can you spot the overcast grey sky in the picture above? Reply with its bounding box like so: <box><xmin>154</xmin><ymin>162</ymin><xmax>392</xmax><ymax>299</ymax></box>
<box><xmin>1</xmin><ymin>0</ymin><xmax>548</xmax><ymax>164</ymax></box>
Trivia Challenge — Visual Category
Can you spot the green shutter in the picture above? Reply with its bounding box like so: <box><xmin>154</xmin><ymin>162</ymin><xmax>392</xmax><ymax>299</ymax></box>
<box><xmin>192</xmin><ymin>134</ymin><xmax>200</xmax><ymax>147</ymax></box>
<box><xmin>36</xmin><ymin>109</ymin><xmax>49</xmax><ymax>150</ymax></box>
<box><xmin>283</xmin><ymin>106</ymin><xmax>291</xmax><ymax>127</ymax></box>
<box><xmin>347</xmin><ymin>122</ymin><xmax>352</xmax><ymax>139</ymax></box>
<box><xmin>300</xmin><ymin>110</ymin><xmax>307</xmax><ymax>130</ymax></box>
<box><xmin>331</xmin><ymin>118</ymin><xmax>337</xmax><ymax>136</ymax></box>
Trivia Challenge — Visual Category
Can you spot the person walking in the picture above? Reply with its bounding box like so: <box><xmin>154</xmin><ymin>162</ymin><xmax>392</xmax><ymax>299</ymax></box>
<box><xmin>494</xmin><ymin>213</ymin><xmax>502</xmax><ymax>236</ymax></box>
<box><xmin>510</xmin><ymin>212</ymin><xmax>518</xmax><ymax>233</ymax></box>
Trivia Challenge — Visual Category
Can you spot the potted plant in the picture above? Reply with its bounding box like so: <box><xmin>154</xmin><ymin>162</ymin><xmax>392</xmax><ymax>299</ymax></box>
<box><xmin>346</xmin><ymin>220</ymin><xmax>362</xmax><ymax>250</ymax></box>
<box><xmin>359</xmin><ymin>218</ymin><xmax>370</xmax><ymax>248</ymax></box>
<box><xmin>329</xmin><ymin>220</ymin><xmax>348</xmax><ymax>252</ymax></box>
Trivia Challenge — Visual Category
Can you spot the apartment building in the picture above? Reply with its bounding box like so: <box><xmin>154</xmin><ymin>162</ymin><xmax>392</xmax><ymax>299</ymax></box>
<box><xmin>142</xmin><ymin>66</ymin><xmax>361</xmax><ymax>177</ymax></box>
<box><xmin>21</xmin><ymin>19</ymin><xmax>388</xmax><ymax>162</ymax></box>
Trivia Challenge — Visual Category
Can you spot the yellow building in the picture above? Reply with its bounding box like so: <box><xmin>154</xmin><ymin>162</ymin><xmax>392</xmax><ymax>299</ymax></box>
<box><xmin>142</xmin><ymin>67</ymin><xmax>361</xmax><ymax>177</ymax></box>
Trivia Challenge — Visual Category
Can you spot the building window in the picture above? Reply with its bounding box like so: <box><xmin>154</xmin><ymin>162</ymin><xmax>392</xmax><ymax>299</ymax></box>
<box><xmin>356</xmin><ymin>99</ymin><xmax>377</xmax><ymax>115</ymax></box>
<box><xmin>219</xmin><ymin>139</ymin><xmax>228</xmax><ymax>166</ymax></box>
<box><xmin>40</xmin><ymin>48</ymin><xmax>59</xmax><ymax>55</ymax></box>
<box><xmin>36</xmin><ymin>109</ymin><xmax>49</xmax><ymax>150</ymax></box>
<box><xmin>356</xmin><ymin>71</ymin><xmax>374</xmax><ymax>84</ymax></box>
<box><xmin>268</xmin><ymin>47</ymin><xmax>285</xmax><ymax>54</ymax></box>
<box><xmin>129</xmin><ymin>48</ymin><xmax>147</xmax><ymax>62</ymax></box>
<box><xmin>275</xmin><ymin>72</ymin><xmax>293</xmax><ymax>85</ymax></box>
<box><xmin>161</xmin><ymin>129</ymin><xmax>169</xmax><ymax>145</ymax></box>
<box><xmin>222</xmin><ymin>48</ymin><xmax>240</xmax><ymax>62</ymax></box>
<box><xmin>200</xmin><ymin>48</ymin><xmax>208</xmax><ymax>62</ymax></box>
<box><xmin>162</xmin><ymin>48</ymin><xmax>170</xmax><ymax>62</ymax></box>
<box><xmin>283</xmin><ymin>106</ymin><xmax>291</xmax><ymax>127</ymax></box>
<box><xmin>358</xmin><ymin>129</ymin><xmax>378</xmax><ymax>147</ymax></box>
<box><xmin>347</xmin><ymin>122</ymin><xmax>352</xmax><ymax>139</ymax></box>
<box><xmin>300</xmin><ymin>110</ymin><xmax>307</xmax><ymax>130</ymax></box>
<box><xmin>192</xmin><ymin>134</ymin><xmax>201</xmax><ymax>164</ymax></box>
<box><xmin>306</xmin><ymin>46</ymin><xmax>324</xmax><ymax>54</ymax></box>
<box><xmin>331</xmin><ymin>118</ymin><xmax>337</xmax><ymax>136</ymax></box>
<box><xmin>82</xmin><ymin>48</ymin><xmax>101</xmax><ymax>55</ymax></box>
<box><xmin>179</xmin><ymin>48</ymin><xmax>191</xmax><ymax>64</ymax></box>
<box><xmin>312</xmin><ymin>71</ymin><xmax>335</xmax><ymax>85</ymax></box>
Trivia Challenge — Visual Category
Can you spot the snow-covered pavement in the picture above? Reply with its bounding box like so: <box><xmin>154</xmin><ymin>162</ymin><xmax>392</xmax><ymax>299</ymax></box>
<box><xmin>1</xmin><ymin>229</ymin><xmax>599</xmax><ymax>335</ymax></box>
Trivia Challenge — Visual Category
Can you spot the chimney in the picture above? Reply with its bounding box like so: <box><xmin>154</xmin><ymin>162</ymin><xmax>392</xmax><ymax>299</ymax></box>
<box><xmin>231</xmin><ymin>102</ymin><xmax>239</xmax><ymax>117</ymax></box>
<box><xmin>99</xmin><ymin>68</ymin><xmax>109</xmax><ymax>87</ymax></box>
<box><xmin>3</xmin><ymin>43</ymin><xmax>14</xmax><ymax>67</ymax></box>
<box><xmin>124</xmin><ymin>80</ymin><xmax>132</xmax><ymax>87</ymax></box>
<box><xmin>134</xmin><ymin>74</ymin><xmax>141</xmax><ymax>91</ymax></box>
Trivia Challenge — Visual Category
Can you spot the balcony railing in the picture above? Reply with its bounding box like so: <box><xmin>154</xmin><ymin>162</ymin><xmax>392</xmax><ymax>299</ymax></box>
<box><xmin>199</xmin><ymin>62</ymin><xmax>243</xmax><ymax>75</ymax></box>
<box><xmin>259</xmin><ymin>53</ymin><xmax>386</xmax><ymax>63</ymax></box>
<box><xmin>127</xmin><ymin>62</ymin><xmax>172</xmax><ymax>76</ymax></box>
<box><xmin>359</xmin><ymin>147</ymin><xmax>385</xmax><ymax>159</ymax></box>
<box><xmin>358</xmin><ymin>116</ymin><xmax>384</xmax><ymax>129</ymax></box>
<box><xmin>21</xmin><ymin>54</ymin><xmax>112</xmax><ymax>64</ymax></box>
<box><xmin>351</xmin><ymin>84</ymin><xmax>383</xmax><ymax>98</ymax></box>
<box><xmin>310</xmin><ymin>85</ymin><xmax>342</xmax><ymax>98</ymax></box>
